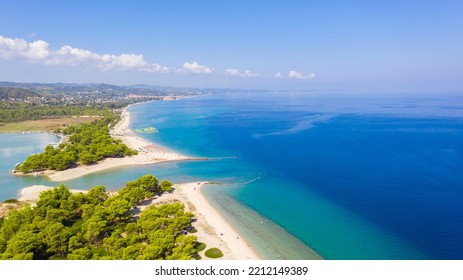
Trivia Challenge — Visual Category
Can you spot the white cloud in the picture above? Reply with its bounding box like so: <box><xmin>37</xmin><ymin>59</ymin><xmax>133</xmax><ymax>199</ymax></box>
<box><xmin>0</xmin><ymin>36</ymin><xmax>50</xmax><ymax>60</ymax></box>
<box><xmin>225</xmin><ymin>68</ymin><xmax>241</xmax><ymax>77</ymax></box>
<box><xmin>225</xmin><ymin>68</ymin><xmax>259</xmax><ymax>78</ymax></box>
<box><xmin>288</xmin><ymin>70</ymin><xmax>316</xmax><ymax>80</ymax></box>
<box><xmin>141</xmin><ymin>63</ymin><xmax>171</xmax><ymax>73</ymax></box>
<box><xmin>179</xmin><ymin>61</ymin><xmax>213</xmax><ymax>74</ymax></box>
<box><xmin>243</xmin><ymin>70</ymin><xmax>259</xmax><ymax>77</ymax></box>
<box><xmin>0</xmin><ymin>35</ymin><xmax>318</xmax><ymax>81</ymax></box>
<box><xmin>0</xmin><ymin>35</ymin><xmax>170</xmax><ymax>73</ymax></box>
<box><xmin>26</xmin><ymin>40</ymin><xmax>51</xmax><ymax>60</ymax></box>
<box><xmin>274</xmin><ymin>72</ymin><xmax>284</xmax><ymax>79</ymax></box>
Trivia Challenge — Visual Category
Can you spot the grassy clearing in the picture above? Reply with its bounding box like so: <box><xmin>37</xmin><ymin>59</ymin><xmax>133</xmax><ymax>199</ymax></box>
<box><xmin>0</xmin><ymin>116</ymin><xmax>102</xmax><ymax>133</ymax></box>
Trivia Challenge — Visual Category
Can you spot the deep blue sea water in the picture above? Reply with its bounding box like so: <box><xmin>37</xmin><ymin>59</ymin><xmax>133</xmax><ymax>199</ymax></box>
<box><xmin>127</xmin><ymin>92</ymin><xmax>463</xmax><ymax>260</ymax></box>
<box><xmin>1</xmin><ymin>91</ymin><xmax>463</xmax><ymax>259</ymax></box>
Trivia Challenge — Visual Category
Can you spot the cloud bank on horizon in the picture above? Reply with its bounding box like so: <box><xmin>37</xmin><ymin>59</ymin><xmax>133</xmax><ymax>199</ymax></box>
<box><xmin>0</xmin><ymin>34</ymin><xmax>314</xmax><ymax>81</ymax></box>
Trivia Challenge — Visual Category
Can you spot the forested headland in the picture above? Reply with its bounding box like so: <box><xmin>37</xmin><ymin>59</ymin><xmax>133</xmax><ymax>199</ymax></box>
<box><xmin>15</xmin><ymin>116</ymin><xmax>138</xmax><ymax>173</ymax></box>
<box><xmin>0</xmin><ymin>174</ymin><xmax>203</xmax><ymax>260</ymax></box>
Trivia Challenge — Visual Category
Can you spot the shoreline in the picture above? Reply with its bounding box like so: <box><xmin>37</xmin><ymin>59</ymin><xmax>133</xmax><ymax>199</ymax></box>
<box><xmin>9</xmin><ymin>102</ymin><xmax>322</xmax><ymax>260</ymax></box>
<box><xmin>13</xmin><ymin>103</ymin><xmax>261</xmax><ymax>259</ymax></box>
<box><xmin>43</xmin><ymin>106</ymin><xmax>205</xmax><ymax>182</ymax></box>
<box><xmin>15</xmin><ymin>183</ymin><xmax>260</xmax><ymax>260</ymax></box>
<box><xmin>178</xmin><ymin>182</ymin><xmax>260</xmax><ymax>259</ymax></box>
<box><xmin>136</xmin><ymin>182</ymin><xmax>260</xmax><ymax>259</ymax></box>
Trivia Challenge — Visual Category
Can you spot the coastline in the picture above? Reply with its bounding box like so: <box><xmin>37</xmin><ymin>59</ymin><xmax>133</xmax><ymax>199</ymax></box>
<box><xmin>13</xmin><ymin>104</ymin><xmax>261</xmax><ymax>259</ymax></box>
<box><xmin>16</xmin><ymin>183</ymin><xmax>260</xmax><ymax>260</ymax></box>
<box><xmin>44</xmin><ymin>106</ymin><xmax>204</xmax><ymax>182</ymax></box>
<box><xmin>135</xmin><ymin>182</ymin><xmax>260</xmax><ymax>260</ymax></box>
<box><xmin>177</xmin><ymin>182</ymin><xmax>260</xmax><ymax>259</ymax></box>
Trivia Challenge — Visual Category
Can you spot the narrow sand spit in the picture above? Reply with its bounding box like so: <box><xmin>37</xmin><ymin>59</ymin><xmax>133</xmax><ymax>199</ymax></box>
<box><xmin>46</xmin><ymin>107</ymin><xmax>202</xmax><ymax>182</ymax></box>
<box><xmin>17</xmin><ymin>107</ymin><xmax>259</xmax><ymax>259</ymax></box>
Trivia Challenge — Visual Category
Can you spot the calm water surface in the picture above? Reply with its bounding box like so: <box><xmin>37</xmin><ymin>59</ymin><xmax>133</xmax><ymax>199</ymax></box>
<box><xmin>1</xmin><ymin>91</ymin><xmax>463</xmax><ymax>259</ymax></box>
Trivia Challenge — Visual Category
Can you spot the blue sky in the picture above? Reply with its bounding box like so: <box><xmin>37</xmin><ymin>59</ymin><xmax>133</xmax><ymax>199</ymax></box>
<box><xmin>0</xmin><ymin>0</ymin><xmax>462</xmax><ymax>92</ymax></box>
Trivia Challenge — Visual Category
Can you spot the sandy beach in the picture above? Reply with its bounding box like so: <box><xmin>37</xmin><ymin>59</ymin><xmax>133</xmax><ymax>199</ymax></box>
<box><xmin>45</xmin><ymin>107</ymin><xmax>203</xmax><ymax>182</ymax></box>
<box><xmin>179</xmin><ymin>182</ymin><xmax>260</xmax><ymax>260</ymax></box>
<box><xmin>13</xmin><ymin>105</ymin><xmax>260</xmax><ymax>260</ymax></box>
<box><xmin>139</xmin><ymin>182</ymin><xmax>260</xmax><ymax>260</ymax></box>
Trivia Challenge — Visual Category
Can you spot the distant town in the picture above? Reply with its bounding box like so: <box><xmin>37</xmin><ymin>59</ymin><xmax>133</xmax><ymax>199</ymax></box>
<box><xmin>0</xmin><ymin>81</ymin><xmax>212</xmax><ymax>106</ymax></box>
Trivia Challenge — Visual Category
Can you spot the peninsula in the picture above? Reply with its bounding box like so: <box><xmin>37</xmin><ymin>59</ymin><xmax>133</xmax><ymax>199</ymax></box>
<box><xmin>3</xmin><ymin>83</ymin><xmax>205</xmax><ymax>181</ymax></box>
<box><xmin>0</xmin><ymin>83</ymin><xmax>259</xmax><ymax>260</ymax></box>
<box><xmin>1</xmin><ymin>84</ymin><xmax>261</xmax><ymax>260</ymax></box>
<box><xmin>42</xmin><ymin>108</ymin><xmax>202</xmax><ymax>182</ymax></box>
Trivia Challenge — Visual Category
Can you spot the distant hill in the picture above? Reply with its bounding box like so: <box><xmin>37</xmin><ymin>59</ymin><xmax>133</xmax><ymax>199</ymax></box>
<box><xmin>0</xmin><ymin>81</ymin><xmax>209</xmax><ymax>97</ymax></box>
<box><xmin>0</xmin><ymin>87</ymin><xmax>41</xmax><ymax>101</ymax></box>
<box><xmin>0</xmin><ymin>82</ymin><xmax>215</xmax><ymax>124</ymax></box>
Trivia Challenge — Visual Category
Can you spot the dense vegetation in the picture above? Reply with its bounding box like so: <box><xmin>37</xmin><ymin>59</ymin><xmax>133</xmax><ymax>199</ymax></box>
<box><xmin>15</xmin><ymin>116</ymin><xmax>137</xmax><ymax>173</ymax></box>
<box><xmin>0</xmin><ymin>102</ymin><xmax>122</xmax><ymax>124</ymax></box>
<box><xmin>0</xmin><ymin>174</ymin><xmax>202</xmax><ymax>260</ymax></box>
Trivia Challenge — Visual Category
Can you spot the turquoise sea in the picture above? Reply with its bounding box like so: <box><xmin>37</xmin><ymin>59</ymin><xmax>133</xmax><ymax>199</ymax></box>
<box><xmin>1</xmin><ymin>91</ymin><xmax>463</xmax><ymax>259</ymax></box>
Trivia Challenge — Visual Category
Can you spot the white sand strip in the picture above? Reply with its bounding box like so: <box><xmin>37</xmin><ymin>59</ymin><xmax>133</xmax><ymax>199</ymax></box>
<box><xmin>176</xmin><ymin>182</ymin><xmax>260</xmax><ymax>260</ymax></box>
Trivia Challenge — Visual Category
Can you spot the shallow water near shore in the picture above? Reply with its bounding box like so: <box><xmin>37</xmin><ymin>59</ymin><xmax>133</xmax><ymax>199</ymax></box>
<box><xmin>126</xmin><ymin>91</ymin><xmax>463</xmax><ymax>259</ymax></box>
<box><xmin>202</xmin><ymin>184</ymin><xmax>322</xmax><ymax>259</ymax></box>
<box><xmin>1</xmin><ymin>91</ymin><xmax>463</xmax><ymax>259</ymax></box>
